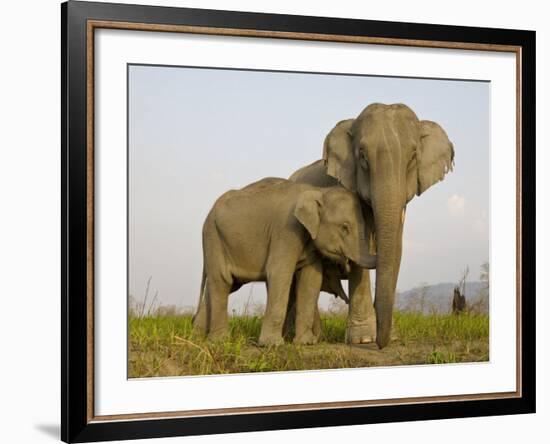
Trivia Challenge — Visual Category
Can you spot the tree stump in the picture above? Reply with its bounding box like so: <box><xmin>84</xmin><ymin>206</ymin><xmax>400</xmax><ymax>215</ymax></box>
<box><xmin>452</xmin><ymin>286</ymin><xmax>466</xmax><ymax>314</ymax></box>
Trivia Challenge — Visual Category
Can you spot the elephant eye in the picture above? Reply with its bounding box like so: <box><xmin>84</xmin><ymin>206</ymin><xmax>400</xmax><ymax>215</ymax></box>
<box><xmin>359</xmin><ymin>151</ymin><xmax>369</xmax><ymax>170</ymax></box>
<box><xmin>341</xmin><ymin>223</ymin><xmax>350</xmax><ymax>236</ymax></box>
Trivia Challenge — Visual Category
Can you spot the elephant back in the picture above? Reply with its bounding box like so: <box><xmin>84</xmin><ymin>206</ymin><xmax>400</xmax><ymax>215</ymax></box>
<box><xmin>289</xmin><ymin>160</ymin><xmax>339</xmax><ymax>188</ymax></box>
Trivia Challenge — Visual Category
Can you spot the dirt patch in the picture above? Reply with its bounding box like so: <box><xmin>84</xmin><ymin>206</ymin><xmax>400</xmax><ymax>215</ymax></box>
<box><xmin>129</xmin><ymin>338</ymin><xmax>489</xmax><ymax>377</ymax></box>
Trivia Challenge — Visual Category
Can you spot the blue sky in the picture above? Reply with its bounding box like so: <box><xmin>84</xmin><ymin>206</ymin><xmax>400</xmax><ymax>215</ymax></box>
<box><xmin>128</xmin><ymin>64</ymin><xmax>490</xmax><ymax>312</ymax></box>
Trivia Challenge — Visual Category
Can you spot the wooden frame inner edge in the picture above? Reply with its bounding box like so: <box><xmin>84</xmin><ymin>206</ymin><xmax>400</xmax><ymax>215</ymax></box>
<box><xmin>85</xmin><ymin>19</ymin><xmax>523</xmax><ymax>423</ymax></box>
<box><xmin>86</xmin><ymin>20</ymin><xmax>95</xmax><ymax>423</ymax></box>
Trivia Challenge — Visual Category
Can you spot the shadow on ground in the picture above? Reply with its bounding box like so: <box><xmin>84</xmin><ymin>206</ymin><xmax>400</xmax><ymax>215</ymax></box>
<box><xmin>35</xmin><ymin>424</ymin><xmax>59</xmax><ymax>440</ymax></box>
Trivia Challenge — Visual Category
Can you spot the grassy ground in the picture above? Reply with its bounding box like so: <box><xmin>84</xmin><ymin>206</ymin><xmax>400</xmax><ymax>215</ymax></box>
<box><xmin>128</xmin><ymin>312</ymin><xmax>489</xmax><ymax>378</ymax></box>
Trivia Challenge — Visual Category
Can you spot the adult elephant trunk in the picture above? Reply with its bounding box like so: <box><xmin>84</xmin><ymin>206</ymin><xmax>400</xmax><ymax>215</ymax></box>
<box><xmin>372</xmin><ymin>199</ymin><xmax>404</xmax><ymax>349</ymax></box>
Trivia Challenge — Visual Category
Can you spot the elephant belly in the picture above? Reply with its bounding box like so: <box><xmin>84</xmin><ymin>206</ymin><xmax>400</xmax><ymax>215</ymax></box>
<box><xmin>221</xmin><ymin>237</ymin><xmax>267</xmax><ymax>284</ymax></box>
<box><xmin>229</xmin><ymin>263</ymin><xmax>267</xmax><ymax>285</ymax></box>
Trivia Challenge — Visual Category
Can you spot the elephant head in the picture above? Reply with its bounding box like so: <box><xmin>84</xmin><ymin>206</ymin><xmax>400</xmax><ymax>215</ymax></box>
<box><xmin>294</xmin><ymin>187</ymin><xmax>377</xmax><ymax>272</ymax></box>
<box><xmin>323</xmin><ymin>103</ymin><xmax>454</xmax><ymax>348</ymax></box>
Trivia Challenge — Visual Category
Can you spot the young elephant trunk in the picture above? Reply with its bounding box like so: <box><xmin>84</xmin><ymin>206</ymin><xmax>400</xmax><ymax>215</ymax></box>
<box><xmin>352</xmin><ymin>237</ymin><xmax>376</xmax><ymax>269</ymax></box>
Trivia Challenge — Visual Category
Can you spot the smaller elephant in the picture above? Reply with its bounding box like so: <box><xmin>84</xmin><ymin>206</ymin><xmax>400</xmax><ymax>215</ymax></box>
<box><xmin>192</xmin><ymin>177</ymin><xmax>376</xmax><ymax>346</ymax></box>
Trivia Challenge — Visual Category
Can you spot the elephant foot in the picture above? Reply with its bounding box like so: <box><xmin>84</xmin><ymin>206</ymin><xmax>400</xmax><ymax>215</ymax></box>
<box><xmin>258</xmin><ymin>334</ymin><xmax>284</xmax><ymax>347</ymax></box>
<box><xmin>294</xmin><ymin>331</ymin><xmax>319</xmax><ymax>345</ymax></box>
<box><xmin>207</xmin><ymin>328</ymin><xmax>229</xmax><ymax>342</ymax></box>
<box><xmin>345</xmin><ymin>323</ymin><xmax>376</xmax><ymax>345</ymax></box>
<box><xmin>193</xmin><ymin>326</ymin><xmax>207</xmax><ymax>337</ymax></box>
<box><xmin>192</xmin><ymin>313</ymin><xmax>208</xmax><ymax>337</ymax></box>
<box><xmin>192</xmin><ymin>319</ymin><xmax>208</xmax><ymax>337</ymax></box>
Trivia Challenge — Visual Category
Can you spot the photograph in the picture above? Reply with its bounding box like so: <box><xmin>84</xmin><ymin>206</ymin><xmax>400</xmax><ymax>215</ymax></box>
<box><xmin>58</xmin><ymin>1</ymin><xmax>536</xmax><ymax>441</ymax></box>
<box><xmin>127</xmin><ymin>64</ymin><xmax>490</xmax><ymax>378</ymax></box>
<box><xmin>1</xmin><ymin>0</ymin><xmax>545</xmax><ymax>440</ymax></box>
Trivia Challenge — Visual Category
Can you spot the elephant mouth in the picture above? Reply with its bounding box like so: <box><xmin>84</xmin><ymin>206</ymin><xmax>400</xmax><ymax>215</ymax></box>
<box><xmin>321</xmin><ymin>250</ymin><xmax>349</xmax><ymax>272</ymax></box>
<box><xmin>321</xmin><ymin>248</ymin><xmax>354</xmax><ymax>274</ymax></box>
<box><xmin>337</xmin><ymin>251</ymin><xmax>352</xmax><ymax>274</ymax></box>
<box><xmin>342</xmin><ymin>257</ymin><xmax>352</xmax><ymax>274</ymax></box>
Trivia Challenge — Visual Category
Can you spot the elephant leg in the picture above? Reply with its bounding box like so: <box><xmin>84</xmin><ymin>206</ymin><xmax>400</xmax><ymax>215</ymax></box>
<box><xmin>282</xmin><ymin>277</ymin><xmax>297</xmax><ymax>341</ymax></box>
<box><xmin>206</xmin><ymin>278</ymin><xmax>232</xmax><ymax>340</ymax></box>
<box><xmin>312</xmin><ymin>305</ymin><xmax>322</xmax><ymax>341</ymax></box>
<box><xmin>346</xmin><ymin>265</ymin><xmax>376</xmax><ymax>344</ymax></box>
<box><xmin>294</xmin><ymin>261</ymin><xmax>322</xmax><ymax>345</ymax></box>
<box><xmin>284</xmin><ymin>280</ymin><xmax>322</xmax><ymax>341</ymax></box>
<box><xmin>259</xmin><ymin>270</ymin><xmax>294</xmax><ymax>347</ymax></box>
<box><xmin>192</xmin><ymin>296</ymin><xmax>208</xmax><ymax>336</ymax></box>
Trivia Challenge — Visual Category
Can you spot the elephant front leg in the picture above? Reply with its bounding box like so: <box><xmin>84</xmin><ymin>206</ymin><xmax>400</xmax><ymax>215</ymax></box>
<box><xmin>282</xmin><ymin>277</ymin><xmax>297</xmax><ymax>341</ymax></box>
<box><xmin>283</xmin><ymin>277</ymin><xmax>322</xmax><ymax>341</ymax></box>
<box><xmin>312</xmin><ymin>305</ymin><xmax>321</xmax><ymax>341</ymax></box>
<box><xmin>259</xmin><ymin>270</ymin><xmax>295</xmax><ymax>347</ymax></box>
<box><xmin>346</xmin><ymin>265</ymin><xmax>376</xmax><ymax>344</ymax></box>
<box><xmin>294</xmin><ymin>261</ymin><xmax>323</xmax><ymax>345</ymax></box>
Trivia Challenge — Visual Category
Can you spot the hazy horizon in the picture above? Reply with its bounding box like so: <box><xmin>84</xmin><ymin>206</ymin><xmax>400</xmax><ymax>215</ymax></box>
<box><xmin>128</xmin><ymin>64</ymin><xmax>490</xmax><ymax>313</ymax></box>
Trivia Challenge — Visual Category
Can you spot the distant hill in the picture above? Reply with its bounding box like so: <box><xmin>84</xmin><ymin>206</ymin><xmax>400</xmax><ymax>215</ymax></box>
<box><xmin>136</xmin><ymin>281</ymin><xmax>489</xmax><ymax>316</ymax></box>
<box><xmin>395</xmin><ymin>281</ymin><xmax>488</xmax><ymax>314</ymax></box>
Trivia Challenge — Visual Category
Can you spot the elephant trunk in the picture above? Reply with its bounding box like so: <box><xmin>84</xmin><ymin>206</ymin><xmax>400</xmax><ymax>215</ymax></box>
<box><xmin>335</xmin><ymin>281</ymin><xmax>349</xmax><ymax>304</ymax></box>
<box><xmin>373</xmin><ymin>201</ymin><xmax>404</xmax><ymax>349</ymax></box>
<box><xmin>350</xmin><ymin>237</ymin><xmax>376</xmax><ymax>269</ymax></box>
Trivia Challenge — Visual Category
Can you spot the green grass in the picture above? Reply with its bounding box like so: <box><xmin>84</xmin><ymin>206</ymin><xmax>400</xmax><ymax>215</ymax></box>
<box><xmin>128</xmin><ymin>311</ymin><xmax>489</xmax><ymax>377</ymax></box>
<box><xmin>394</xmin><ymin>312</ymin><xmax>489</xmax><ymax>342</ymax></box>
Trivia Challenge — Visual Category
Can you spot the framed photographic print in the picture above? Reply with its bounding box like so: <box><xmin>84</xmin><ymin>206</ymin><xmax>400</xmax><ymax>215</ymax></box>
<box><xmin>61</xmin><ymin>1</ymin><xmax>536</xmax><ymax>442</ymax></box>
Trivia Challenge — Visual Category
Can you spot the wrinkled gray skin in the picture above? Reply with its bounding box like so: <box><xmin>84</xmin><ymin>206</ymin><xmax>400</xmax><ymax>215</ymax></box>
<box><xmin>192</xmin><ymin>178</ymin><xmax>376</xmax><ymax>346</ymax></box>
<box><xmin>289</xmin><ymin>103</ymin><xmax>454</xmax><ymax>348</ymax></box>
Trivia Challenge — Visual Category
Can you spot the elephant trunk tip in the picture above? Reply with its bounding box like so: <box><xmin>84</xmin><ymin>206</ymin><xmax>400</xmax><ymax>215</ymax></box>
<box><xmin>338</xmin><ymin>290</ymin><xmax>349</xmax><ymax>304</ymax></box>
<box><xmin>375</xmin><ymin>316</ymin><xmax>392</xmax><ymax>349</ymax></box>
<box><xmin>376</xmin><ymin>332</ymin><xmax>391</xmax><ymax>349</ymax></box>
<box><xmin>354</xmin><ymin>252</ymin><xmax>376</xmax><ymax>270</ymax></box>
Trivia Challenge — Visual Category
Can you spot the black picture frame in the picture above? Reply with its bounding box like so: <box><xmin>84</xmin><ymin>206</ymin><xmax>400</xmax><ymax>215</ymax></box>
<box><xmin>61</xmin><ymin>1</ymin><xmax>536</xmax><ymax>442</ymax></box>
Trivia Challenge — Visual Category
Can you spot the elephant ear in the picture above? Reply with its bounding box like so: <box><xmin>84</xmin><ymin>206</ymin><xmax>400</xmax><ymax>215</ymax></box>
<box><xmin>407</xmin><ymin>120</ymin><xmax>455</xmax><ymax>201</ymax></box>
<box><xmin>294</xmin><ymin>190</ymin><xmax>323</xmax><ymax>240</ymax></box>
<box><xmin>322</xmin><ymin>119</ymin><xmax>356</xmax><ymax>192</ymax></box>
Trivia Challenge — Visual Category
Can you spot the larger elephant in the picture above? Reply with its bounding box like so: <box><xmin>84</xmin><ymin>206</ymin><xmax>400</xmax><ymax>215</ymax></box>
<box><xmin>289</xmin><ymin>103</ymin><xmax>454</xmax><ymax>348</ymax></box>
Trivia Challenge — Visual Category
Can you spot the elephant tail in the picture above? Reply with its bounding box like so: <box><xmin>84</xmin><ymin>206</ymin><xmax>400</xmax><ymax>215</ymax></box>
<box><xmin>199</xmin><ymin>267</ymin><xmax>207</xmax><ymax>305</ymax></box>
